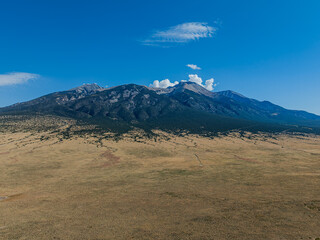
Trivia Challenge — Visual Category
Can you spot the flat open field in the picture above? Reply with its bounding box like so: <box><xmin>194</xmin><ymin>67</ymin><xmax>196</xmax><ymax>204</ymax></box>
<box><xmin>1</xmin><ymin>128</ymin><xmax>320</xmax><ymax>239</ymax></box>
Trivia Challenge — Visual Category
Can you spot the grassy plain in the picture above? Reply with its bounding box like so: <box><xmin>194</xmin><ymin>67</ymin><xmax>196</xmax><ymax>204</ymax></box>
<box><xmin>0</xmin><ymin>118</ymin><xmax>320</xmax><ymax>239</ymax></box>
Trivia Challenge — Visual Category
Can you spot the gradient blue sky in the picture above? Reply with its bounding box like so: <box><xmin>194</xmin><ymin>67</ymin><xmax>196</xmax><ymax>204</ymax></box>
<box><xmin>0</xmin><ymin>0</ymin><xmax>320</xmax><ymax>114</ymax></box>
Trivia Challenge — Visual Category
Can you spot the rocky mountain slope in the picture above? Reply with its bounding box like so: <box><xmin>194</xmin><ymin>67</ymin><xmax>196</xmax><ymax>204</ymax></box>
<box><xmin>1</xmin><ymin>82</ymin><xmax>319</xmax><ymax>134</ymax></box>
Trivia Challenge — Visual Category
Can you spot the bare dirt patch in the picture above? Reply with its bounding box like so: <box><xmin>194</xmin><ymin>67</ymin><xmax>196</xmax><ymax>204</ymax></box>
<box><xmin>99</xmin><ymin>150</ymin><xmax>120</xmax><ymax>167</ymax></box>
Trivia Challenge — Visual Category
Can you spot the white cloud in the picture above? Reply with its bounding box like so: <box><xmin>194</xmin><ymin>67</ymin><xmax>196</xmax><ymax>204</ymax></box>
<box><xmin>186</xmin><ymin>64</ymin><xmax>201</xmax><ymax>70</ymax></box>
<box><xmin>188</xmin><ymin>74</ymin><xmax>203</xmax><ymax>85</ymax></box>
<box><xmin>150</xmin><ymin>74</ymin><xmax>216</xmax><ymax>91</ymax></box>
<box><xmin>188</xmin><ymin>74</ymin><xmax>215</xmax><ymax>91</ymax></box>
<box><xmin>0</xmin><ymin>72</ymin><xmax>40</xmax><ymax>86</ymax></box>
<box><xmin>149</xmin><ymin>79</ymin><xmax>179</xmax><ymax>88</ymax></box>
<box><xmin>204</xmin><ymin>78</ymin><xmax>215</xmax><ymax>91</ymax></box>
<box><xmin>142</xmin><ymin>22</ymin><xmax>217</xmax><ymax>46</ymax></box>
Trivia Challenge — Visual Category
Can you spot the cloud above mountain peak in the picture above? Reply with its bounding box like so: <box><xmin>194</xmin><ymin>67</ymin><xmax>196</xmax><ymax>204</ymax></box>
<box><xmin>149</xmin><ymin>74</ymin><xmax>215</xmax><ymax>91</ymax></box>
<box><xmin>149</xmin><ymin>79</ymin><xmax>179</xmax><ymax>89</ymax></box>
<box><xmin>187</xmin><ymin>74</ymin><xmax>215</xmax><ymax>91</ymax></box>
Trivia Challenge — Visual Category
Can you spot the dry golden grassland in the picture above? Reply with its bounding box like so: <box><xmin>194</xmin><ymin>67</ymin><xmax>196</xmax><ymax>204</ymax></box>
<box><xmin>0</xmin><ymin>123</ymin><xmax>320</xmax><ymax>239</ymax></box>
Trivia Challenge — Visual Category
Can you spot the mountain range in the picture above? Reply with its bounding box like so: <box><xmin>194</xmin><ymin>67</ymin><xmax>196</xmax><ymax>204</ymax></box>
<box><xmin>1</xmin><ymin>82</ymin><xmax>320</xmax><ymax>134</ymax></box>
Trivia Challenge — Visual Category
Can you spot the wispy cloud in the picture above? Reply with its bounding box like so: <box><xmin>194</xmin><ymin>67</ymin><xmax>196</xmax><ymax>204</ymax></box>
<box><xmin>142</xmin><ymin>22</ymin><xmax>217</xmax><ymax>47</ymax></box>
<box><xmin>187</xmin><ymin>64</ymin><xmax>201</xmax><ymax>70</ymax></box>
<box><xmin>0</xmin><ymin>72</ymin><xmax>40</xmax><ymax>86</ymax></box>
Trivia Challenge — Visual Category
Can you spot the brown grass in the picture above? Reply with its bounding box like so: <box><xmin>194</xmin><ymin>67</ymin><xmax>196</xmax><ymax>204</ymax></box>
<box><xmin>0</xmin><ymin>129</ymin><xmax>320</xmax><ymax>239</ymax></box>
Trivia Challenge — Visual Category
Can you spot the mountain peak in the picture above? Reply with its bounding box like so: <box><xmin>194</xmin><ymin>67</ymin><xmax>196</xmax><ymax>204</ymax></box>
<box><xmin>171</xmin><ymin>81</ymin><xmax>214</xmax><ymax>97</ymax></box>
<box><xmin>149</xmin><ymin>81</ymin><xmax>215</xmax><ymax>98</ymax></box>
<box><xmin>70</xmin><ymin>83</ymin><xmax>105</xmax><ymax>93</ymax></box>
<box><xmin>1</xmin><ymin>82</ymin><xmax>320</xmax><ymax>131</ymax></box>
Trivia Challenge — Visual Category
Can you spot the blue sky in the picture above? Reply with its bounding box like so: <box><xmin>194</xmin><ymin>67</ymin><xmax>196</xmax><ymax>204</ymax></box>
<box><xmin>0</xmin><ymin>0</ymin><xmax>320</xmax><ymax>114</ymax></box>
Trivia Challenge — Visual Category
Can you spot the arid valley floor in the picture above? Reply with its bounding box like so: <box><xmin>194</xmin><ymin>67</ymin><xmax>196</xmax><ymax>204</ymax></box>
<box><xmin>1</xmin><ymin>117</ymin><xmax>320</xmax><ymax>239</ymax></box>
